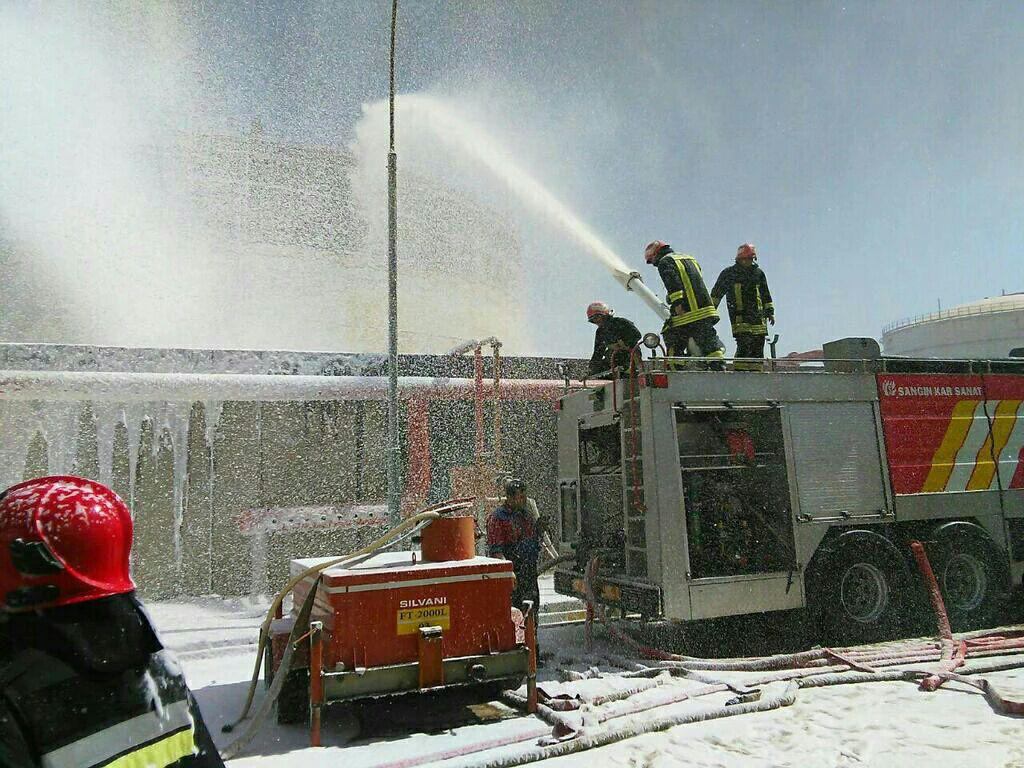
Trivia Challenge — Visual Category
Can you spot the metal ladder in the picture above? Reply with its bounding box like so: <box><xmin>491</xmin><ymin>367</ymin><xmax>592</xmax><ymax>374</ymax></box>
<box><xmin>620</xmin><ymin>374</ymin><xmax>648</xmax><ymax>579</ymax></box>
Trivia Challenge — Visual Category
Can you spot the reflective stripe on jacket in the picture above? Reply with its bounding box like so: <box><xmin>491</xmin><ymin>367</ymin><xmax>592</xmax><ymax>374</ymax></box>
<box><xmin>656</xmin><ymin>253</ymin><xmax>719</xmax><ymax>328</ymax></box>
<box><xmin>0</xmin><ymin>594</ymin><xmax>221</xmax><ymax>768</ymax></box>
<box><xmin>3</xmin><ymin>647</ymin><xmax>196</xmax><ymax>768</ymax></box>
<box><xmin>710</xmin><ymin>263</ymin><xmax>774</xmax><ymax>336</ymax></box>
<box><xmin>41</xmin><ymin>695</ymin><xmax>195</xmax><ymax>768</ymax></box>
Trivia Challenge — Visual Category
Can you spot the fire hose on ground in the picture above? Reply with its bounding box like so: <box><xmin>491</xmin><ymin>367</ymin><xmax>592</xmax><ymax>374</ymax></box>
<box><xmin>368</xmin><ymin>678</ymin><xmax>796</xmax><ymax>768</ymax></box>
<box><xmin>364</xmin><ymin>541</ymin><xmax>1024</xmax><ymax>768</ymax></box>
<box><xmin>578</xmin><ymin>548</ymin><xmax>1024</xmax><ymax>711</ymax></box>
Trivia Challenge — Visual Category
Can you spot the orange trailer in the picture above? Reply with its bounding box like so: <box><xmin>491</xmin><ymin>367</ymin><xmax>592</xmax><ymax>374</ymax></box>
<box><xmin>266</xmin><ymin>515</ymin><xmax>533</xmax><ymax>739</ymax></box>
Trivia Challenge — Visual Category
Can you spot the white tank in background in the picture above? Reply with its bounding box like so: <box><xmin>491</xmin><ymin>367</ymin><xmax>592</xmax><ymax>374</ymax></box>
<box><xmin>883</xmin><ymin>293</ymin><xmax>1024</xmax><ymax>359</ymax></box>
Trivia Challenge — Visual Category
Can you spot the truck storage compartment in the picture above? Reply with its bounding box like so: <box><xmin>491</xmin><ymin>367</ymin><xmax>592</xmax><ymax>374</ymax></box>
<box><xmin>675</xmin><ymin>405</ymin><xmax>794</xmax><ymax>578</ymax></box>
<box><xmin>576</xmin><ymin>421</ymin><xmax>626</xmax><ymax>572</ymax></box>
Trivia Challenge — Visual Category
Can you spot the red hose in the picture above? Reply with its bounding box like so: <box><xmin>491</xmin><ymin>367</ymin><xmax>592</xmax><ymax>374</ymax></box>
<box><xmin>910</xmin><ymin>540</ymin><xmax>962</xmax><ymax>691</ymax></box>
<box><xmin>910</xmin><ymin>541</ymin><xmax>953</xmax><ymax>642</ymax></box>
<box><xmin>369</xmin><ymin>562</ymin><xmax>1024</xmax><ymax>768</ymax></box>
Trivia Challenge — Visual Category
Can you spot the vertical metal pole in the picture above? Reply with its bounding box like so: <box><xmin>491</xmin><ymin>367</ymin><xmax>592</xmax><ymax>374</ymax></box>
<box><xmin>493</xmin><ymin>342</ymin><xmax>502</xmax><ymax>470</ymax></box>
<box><xmin>474</xmin><ymin>346</ymin><xmax>485</xmax><ymax>464</ymax></box>
<box><xmin>387</xmin><ymin>0</ymin><xmax>401</xmax><ymax>525</ymax></box>
<box><xmin>524</xmin><ymin>601</ymin><xmax>538</xmax><ymax>714</ymax></box>
<box><xmin>309</xmin><ymin>621</ymin><xmax>324</xmax><ymax>747</ymax></box>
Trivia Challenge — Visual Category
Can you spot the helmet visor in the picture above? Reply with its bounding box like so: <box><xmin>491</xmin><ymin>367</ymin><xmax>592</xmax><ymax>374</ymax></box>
<box><xmin>10</xmin><ymin>538</ymin><xmax>65</xmax><ymax>576</ymax></box>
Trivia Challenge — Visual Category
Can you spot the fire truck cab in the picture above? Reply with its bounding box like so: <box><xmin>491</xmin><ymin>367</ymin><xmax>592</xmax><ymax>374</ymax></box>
<box><xmin>553</xmin><ymin>340</ymin><xmax>1024</xmax><ymax>640</ymax></box>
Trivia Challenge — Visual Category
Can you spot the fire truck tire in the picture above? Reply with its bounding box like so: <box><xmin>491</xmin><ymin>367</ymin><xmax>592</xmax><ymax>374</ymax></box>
<box><xmin>276</xmin><ymin>668</ymin><xmax>310</xmax><ymax>725</ymax></box>
<box><xmin>807</xmin><ymin>533</ymin><xmax>910</xmax><ymax>644</ymax></box>
<box><xmin>926</xmin><ymin>528</ymin><xmax>1006</xmax><ymax>632</ymax></box>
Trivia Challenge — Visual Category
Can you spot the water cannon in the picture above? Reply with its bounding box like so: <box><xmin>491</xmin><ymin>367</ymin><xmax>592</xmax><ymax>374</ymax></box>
<box><xmin>615</xmin><ymin>269</ymin><xmax>671</xmax><ymax>321</ymax></box>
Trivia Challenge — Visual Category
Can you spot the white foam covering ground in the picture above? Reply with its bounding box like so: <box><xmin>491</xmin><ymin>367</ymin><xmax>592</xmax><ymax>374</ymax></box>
<box><xmin>147</xmin><ymin>595</ymin><xmax>1024</xmax><ymax>768</ymax></box>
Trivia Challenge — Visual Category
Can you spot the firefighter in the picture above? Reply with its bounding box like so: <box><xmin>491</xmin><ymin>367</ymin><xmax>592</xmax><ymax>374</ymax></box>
<box><xmin>644</xmin><ymin>240</ymin><xmax>726</xmax><ymax>370</ymax></box>
<box><xmin>586</xmin><ymin>301</ymin><xmax>641</xmax><ymax>378</ymax></box>
<box><xmin>711</xmin><ymin>243</ymin><xmax>775</xmax><ymax>371</ymax></box>
<box><xmin>486</xmin><ymin>478</ymin><xmax>545</xmax><ymax>657</ymax></box>
<box><xmin>0</xmin><ymin>476</ymin><xmax>224</xmax><ymax>768</ymax></box>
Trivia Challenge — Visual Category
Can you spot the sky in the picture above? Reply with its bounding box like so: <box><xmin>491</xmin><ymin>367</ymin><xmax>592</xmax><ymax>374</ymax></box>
<box><xmin>2</xmin><ymin>1</ymin><xmax>1023</xmax><ymax>356</ymax></box>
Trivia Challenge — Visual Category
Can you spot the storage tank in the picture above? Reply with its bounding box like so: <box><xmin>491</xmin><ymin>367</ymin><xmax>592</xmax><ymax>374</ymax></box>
<box><xmin>882</xmin><ymin>293</ymin><xmax>1024</xmax><ymax>359</ymax></box>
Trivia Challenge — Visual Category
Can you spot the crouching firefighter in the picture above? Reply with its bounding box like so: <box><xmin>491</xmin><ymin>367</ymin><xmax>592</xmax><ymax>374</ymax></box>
<box><xmin>0</xmin><ymin>476</ymin><xmax>224</xmax><ymax>768</ymax></box>
<box><xmin>711</xmin><ymin>242</ymin><xmax>775</xmax><ymax>371</ymax></box>
<box><xmin>644</xmin><ymin>240</ymin><xmax>726</xmax><ymax>370</ymax></box>
<box><xmin>586</xmin><ymin>301</ymin><xmax>641</xmax><ymax>379</ymax></box>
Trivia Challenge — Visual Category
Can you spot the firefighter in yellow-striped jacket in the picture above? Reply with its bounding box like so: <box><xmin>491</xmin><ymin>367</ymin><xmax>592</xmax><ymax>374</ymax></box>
<box><xmin>711</xmin><ymin>243</ymin><xmax>775</xmax><ymax>371</ymax></box>
<box><xmin>644</xmin><ymin>240</ymin><xmax>726</xmax><ymax>370</ymax></box>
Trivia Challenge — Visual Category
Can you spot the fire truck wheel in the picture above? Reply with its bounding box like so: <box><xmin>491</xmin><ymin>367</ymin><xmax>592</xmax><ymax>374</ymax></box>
<box><xmin>927</xmin><ymin>531</ymin><xmax>1005</xmax><ymax>631</ymax></box>
<box><xmin>276</xmin><ymin>668</ymin><xmax>310</xmax><ymax>725</ymax></box>
<box><xmin>807</xmin><ymin>535</ymin><xmax>909</xmax><ymax>644</ymax></box>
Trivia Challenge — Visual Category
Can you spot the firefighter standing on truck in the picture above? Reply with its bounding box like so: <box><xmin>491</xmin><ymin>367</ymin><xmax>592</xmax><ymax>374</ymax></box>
<box><xmin>487</xmin><ymin>478</ymin><xmax>545</xmax><ymax>658</ymax></box>
<box><xmin>586</xmin><ymin>301</ymin><xmax>641</xmax><ymax>378</ymax></box>
<box><xmin>0</xmin><ymin>476</ymin><xmax>224</xmax><ymax>768</ymax></box>
<box><xmin>644</xmin><ymin>240</ymin><xmax>726</xmax><ymax>370</ymax></box>
<box><xmin>711</xmin><ymin>243</ymin><xmax>775</xmax><ymax>371</ymax></box>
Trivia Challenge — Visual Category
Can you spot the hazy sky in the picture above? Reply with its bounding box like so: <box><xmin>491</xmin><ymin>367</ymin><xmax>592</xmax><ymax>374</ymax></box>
<box><xmin>185</xmin><ymin>0</ymin><xmax>1024</xmax><ymax>355</ymax></box>
<box><xmin>5</xmin><ymin>2</ymin><xmax>1022</xmax><ymax>355</ymax></box>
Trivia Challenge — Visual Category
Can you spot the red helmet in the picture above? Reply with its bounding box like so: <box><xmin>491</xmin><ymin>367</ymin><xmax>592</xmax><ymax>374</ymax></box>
<box><xmin>644</xmin><ymin>240</ymin><xmax>669</xmax><ymax>264</ymax></box>
<box><xmin>0</xmin><ymin>476</ymin><xmax>135</xmax><ymax>612</ymax></box>
<box><xmin>736</xmin><ymin>243</ymin><xmax>756</xmax><ymax>261</ymax></box>
<box><xmin>586</xmin><ymin>301</ymin><xmax>613</xmax><ymax>322</ymax></box>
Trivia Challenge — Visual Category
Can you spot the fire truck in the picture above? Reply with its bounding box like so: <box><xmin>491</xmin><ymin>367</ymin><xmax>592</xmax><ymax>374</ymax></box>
<box><xmin>553</xmin><ymin>338</ymin><xmax>1024</xmax><ymax>641</ymax></box>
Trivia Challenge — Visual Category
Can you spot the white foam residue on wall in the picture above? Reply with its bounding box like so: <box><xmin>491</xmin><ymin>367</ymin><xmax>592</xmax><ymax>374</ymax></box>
<box><xmin>203</xmin><ymin>400</ymin><xmax>224</xmax><ymax>450</ymax></box>
<box><xmin>92</xmin><ymin>401</ymin><xmax>121</xmax><ymax>487</ymax></box>
<box><xmin>0</xmin><ymin>401</ymin><xmax>39</xmax><ymax>490</ymax></box>
<box><xmin>36</xmin><ymin>400</ymin><xmax>82</xmax><ymax>478</ymax></box>
<box><xmin>166</xmin><ymin>401</ymin><xmax>192</xmax><ymax>573</ymax></box>
<box><xmin>121</xmin><ymin>402</ymin><xmax>148</xmax><ymax>509</ymax></box>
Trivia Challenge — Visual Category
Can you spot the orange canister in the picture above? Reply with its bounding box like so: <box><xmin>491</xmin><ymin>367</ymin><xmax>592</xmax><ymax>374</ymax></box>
<box><xmin>421</xmin><ymin>515</ymin><xmax>476</xmax><ymax>562</ymax></box>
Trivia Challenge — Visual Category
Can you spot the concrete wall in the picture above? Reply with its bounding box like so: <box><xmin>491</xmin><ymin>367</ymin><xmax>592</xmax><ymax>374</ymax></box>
<box><xmin>0</xmin><ymin>345</ymin><xmax>587</xmax><ymax>598</ymax></box>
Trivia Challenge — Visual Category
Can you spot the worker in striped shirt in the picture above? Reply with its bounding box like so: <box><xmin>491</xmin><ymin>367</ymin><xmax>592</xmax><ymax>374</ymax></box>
<box><xmin>487</xmin><ymin>478</ymin><xmax>547</xmax><ymax>657</ymax></box>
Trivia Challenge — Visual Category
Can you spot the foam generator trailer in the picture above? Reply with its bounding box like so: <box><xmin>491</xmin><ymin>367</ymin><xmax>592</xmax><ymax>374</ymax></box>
<box><xmin>267</xmin><ymin>514</ymin><xmax>534</xmax><ymax>743</ymax></box>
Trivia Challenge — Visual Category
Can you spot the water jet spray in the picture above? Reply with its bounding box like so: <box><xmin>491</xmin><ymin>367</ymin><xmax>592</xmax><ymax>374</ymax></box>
<box><xmin>354</xmin><ymin>95</ymin><xmax>671</xmax><ymax>323</ymax></box>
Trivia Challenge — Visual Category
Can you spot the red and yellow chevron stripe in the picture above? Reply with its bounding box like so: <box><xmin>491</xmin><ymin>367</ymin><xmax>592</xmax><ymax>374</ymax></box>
<box><xmin>878</xmin><ymin>374</ymin><xmax>1024</xmax><ymax>495</ymax></box>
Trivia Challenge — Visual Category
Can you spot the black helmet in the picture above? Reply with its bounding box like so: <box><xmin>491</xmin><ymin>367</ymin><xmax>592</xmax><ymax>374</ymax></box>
<box><xmin>504</xmin><ymin>478</ymin><xmax>526</xmax><ymax>497</ymax></box>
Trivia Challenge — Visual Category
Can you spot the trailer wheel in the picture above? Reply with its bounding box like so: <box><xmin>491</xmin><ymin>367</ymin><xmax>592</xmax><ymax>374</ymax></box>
<box><xmin>808</xmin><ymin>533</ymin><xmax>909</xmax><ymax>644</ymax></box>
<box><xmin>927</xmin><ymin>529</ymin><xmax>1006</xmax><ymax>631</ymax></box>
<box><xmin>276</xmin><ymin>668</ymin><xmax>310</xmax><ymax>725</ymax></box>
